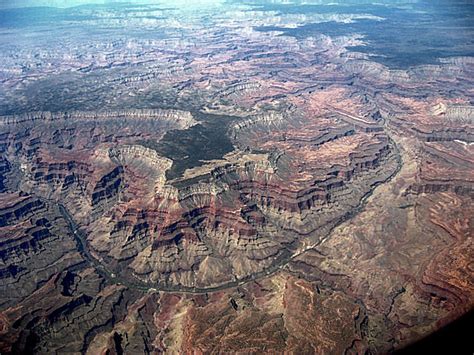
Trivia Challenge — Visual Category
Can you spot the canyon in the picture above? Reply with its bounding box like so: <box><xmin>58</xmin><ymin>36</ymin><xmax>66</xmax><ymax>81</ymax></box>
<box><xmin>0</xmin><ymin>0</ymin><xmax>473</xmax><ymax>353</ymax></box>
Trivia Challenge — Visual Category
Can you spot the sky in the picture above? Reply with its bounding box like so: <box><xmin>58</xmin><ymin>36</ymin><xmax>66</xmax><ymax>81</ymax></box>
<box><xmin>0</xmin><ymin>0</ymin><xmax>428</xmax><ymax>9</ymax></box>
<box><xmin>0</xmin><ymin>0</ymin><xmax>224</xmax><ymax>8</ymax></box>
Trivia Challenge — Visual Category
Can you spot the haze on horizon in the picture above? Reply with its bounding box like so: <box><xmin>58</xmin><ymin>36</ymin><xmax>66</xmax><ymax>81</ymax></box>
<box><xmin>0</xmin><ymin>0</ymin><xmax>423</xmax><ymax>9</ymax></box>
<box><xmin>0</xmin><ymin>0</ymin><xmax>225</xmax><ymax>9</ymax></box>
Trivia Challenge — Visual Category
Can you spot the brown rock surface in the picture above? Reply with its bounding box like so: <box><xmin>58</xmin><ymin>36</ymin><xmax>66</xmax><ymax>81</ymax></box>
<box><xmin>0</xmin><ymin>2</ymin><xmax>472</xmax><ymax>353</ymax></box>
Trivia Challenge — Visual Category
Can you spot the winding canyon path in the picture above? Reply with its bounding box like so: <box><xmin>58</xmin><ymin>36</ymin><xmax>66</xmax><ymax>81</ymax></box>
<box><xmin>51</xmin><ymin>127</ymin><xmax>403</xmax><ymax>295</ymax></box>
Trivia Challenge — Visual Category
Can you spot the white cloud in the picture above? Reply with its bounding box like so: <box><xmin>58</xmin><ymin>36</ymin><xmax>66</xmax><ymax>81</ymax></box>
<box><xmin>0</xmin><ymin>0</ymin><xmax>224</xmax><ymax>9</ymax></box>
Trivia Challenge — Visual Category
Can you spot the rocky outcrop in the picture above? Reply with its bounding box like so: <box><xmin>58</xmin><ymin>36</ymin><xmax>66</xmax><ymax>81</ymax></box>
<box><xmin>407</xmin><ymin>141</ymin><xmax>474</xmax><ymax>198</ymax></box>
<box><xmin>0</xmin><ymin>2</ymin><xmax>473</xmax><ymax>353</ymax></box>
<box><xmin>232</xmin><ymin>111</ymin><xmax>284</xmax><ymax>133</ymax></box>
<box><xmin>91</xmin><ymin>166</ymin><xmax>124</xmax><ymax>206</ymax></box>
<box><xmin>83</xmin><ymin>113</ymin><xmax>400</xmax><ymax>289</ymax></box>
<box><xmin>0</xmin><ymin>269</ymin><xmax>141</xmax><ymax>354</ymax></box>
<box><xmin>0</xmin><ymin>194</ymin><xmax>84</xmax><ymax>309</ymax></box>
<box><xmin>0</xmin><ymin>109</ymin><xmax>196</xmax><ymax>129</ymax></box>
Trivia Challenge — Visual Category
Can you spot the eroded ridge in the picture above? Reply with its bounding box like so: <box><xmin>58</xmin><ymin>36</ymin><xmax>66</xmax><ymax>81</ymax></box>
<box><xmin>0</xmin><ymin>1</ymin><xmax>473</xmax><ymax>354</ymax></box>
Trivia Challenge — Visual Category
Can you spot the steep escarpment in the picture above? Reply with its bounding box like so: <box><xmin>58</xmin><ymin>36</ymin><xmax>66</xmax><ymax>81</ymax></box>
<box><xmin>0</xmin><ymin>109</ymin><xmax>194</xmax><ymax>219</ymax></box>
<box><xmin>0</xmin><ymin>193</ymin><xmax>84</xmax><ymax>309</ymax></box>
<box><xmin>82</xmin><ymin>111</ymin><xmax>400</xmax><ymax>289</ymax></box>
<box><xmin>0</xmin><ymin>2</ymin><xmax>473</xmax><ymax>353</ymax></box>
<box><xmin>0</xmin><ymin>268</ymin><xmax>145</xmax><ymax>354</ymax></box>
<box><xmin>386</xmin><ymin>100</ymin><xmax>474</xmax><ymax>143</ymax></box>
<box><xmin>0</xmin><ymin>109</ymin><xmax>196</xmax><ymax>129</ymax></box>
<box><xmin>409</xmin><ymin>141</ymin><xmax>474</xmax><ymax>197</ymax></box>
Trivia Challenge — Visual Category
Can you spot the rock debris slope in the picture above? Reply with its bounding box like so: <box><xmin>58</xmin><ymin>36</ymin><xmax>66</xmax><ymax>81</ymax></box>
<box><xmin>0</xmin><ymin>1</ymin><xmax>473</xmax><ymax>353</ymax></box>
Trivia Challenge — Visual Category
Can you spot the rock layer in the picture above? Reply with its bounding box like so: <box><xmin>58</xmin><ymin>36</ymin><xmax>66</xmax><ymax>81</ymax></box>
<box><xmin>0</xmin><ymin>2</ymin><xmax>473</xmax><ymax>354</ymax></box>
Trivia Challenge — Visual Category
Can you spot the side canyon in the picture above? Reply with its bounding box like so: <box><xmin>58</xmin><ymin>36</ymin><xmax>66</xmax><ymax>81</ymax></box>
<box><xmin>0</xmin><ymin>1</ymin><xmax>472</xmax><ymax>353</ymax></box>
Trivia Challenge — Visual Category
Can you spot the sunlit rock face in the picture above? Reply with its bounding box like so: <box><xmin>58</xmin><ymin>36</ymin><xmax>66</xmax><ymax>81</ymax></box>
<box><xmin>0</xmin><ymin>0</ymin><xmax>473</xmax><ymax>353</ymax></box>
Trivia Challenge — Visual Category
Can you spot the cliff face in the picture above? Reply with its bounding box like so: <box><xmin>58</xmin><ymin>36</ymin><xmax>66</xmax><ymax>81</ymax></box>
<box><xmin>0</xmin><ymin>98</ymin><xmax>402</xmax><ymax>294</ymax></box>
<box><xmin>0</xmin><ymin>2</ymin><xmax>473</xmax><ymax>354</ymax></box>
<box><xmin>0</xmin><ymin>109</ymin><xmax>196</xmax><ymax>127</ymax></box>
<box><xmin>1</xmin><ymin>72</ymin><xmax>472</xmax><ymax>355</ymax></box>
<box><xmin>26</xmin><ymin>108</ymin><xmax>393</xmax><ymax>289</ymax></box>
<box><xmin>0</xmin><ymin>194</ymin><xmax>84</xmax><ymax>311</ymax></box>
